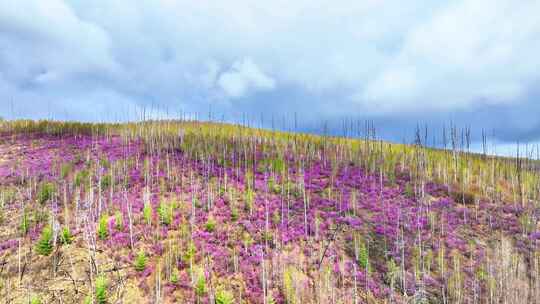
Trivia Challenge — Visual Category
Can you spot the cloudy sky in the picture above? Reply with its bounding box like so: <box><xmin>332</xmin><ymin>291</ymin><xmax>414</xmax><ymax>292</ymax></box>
<box><xmin>1</xmin><ymin>0</ymin><xmax>540</xmax><ymax>151</ymax></box>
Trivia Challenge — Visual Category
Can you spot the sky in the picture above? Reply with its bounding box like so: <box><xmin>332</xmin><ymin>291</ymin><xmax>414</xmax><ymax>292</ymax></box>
<box><xmin>1</xmin><ymin>0</ymin><xmax>540</xmax><ymax>153</ymax></box>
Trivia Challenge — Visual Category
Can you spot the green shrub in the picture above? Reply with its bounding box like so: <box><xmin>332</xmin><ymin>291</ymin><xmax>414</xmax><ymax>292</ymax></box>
<box><xmin>100</xmin><ymin>174</ymin><xmax>111</xmax><ymax>189</ymax></box>
<box><xmin>157</xmin><ymin>201</ymin><xmax>172</xmax><ymax>226</ymax></box>
<box><xmin>230</xmin><ymin>206</ymin><xmax>239</xmax><ymax>221</ymax></box>
<box><xmin>262</xmin><ymin>231</ymin><xmax>273</xmax><ymax>243</ymax></box>
<box><xmin>385</xmin><ymin>259</ymin><xmax>399</xmax><ymax>285</ymax></box>
<box><xmin>184</xmin><ymin>242</ymin><xmax>196</xmax><ymax>263</ymax></box>
<box><xmin>30</xmin><ymin>295</ymin><xmax>42</xmax><ymax>304</ymax></box>
<box><xmin>283</xmin><ymin>266</ymin><xmax>297</xmax><ymax>304</ymax></box>
<box><xmin>170</xmin><ymin>268</ymin><xmax>179</xmax><ymax>284</ymax></box>
<box><xmin>404</xmin><ymin>183</ymin><xmax>414</xmax><ymax>198</ymax></box>
<box><xmin>100</xmin><ymin>157</ymin><xmax>110</xmax><ymax>169</ymax></box>
<box><xmin>35</xmin><ymin>226</ymin><xmax>53</xmax><ymax>256</ymax></box>
<box><xmin>194</xmin><ymin>269</ymin><xmax>207</xmax><ymax>299</ymax></box>
<box><xmin>60</xmin><ymin>226</ymin><xmax>72</xmax><ymax>245</ymax></box>
<box><xmin>134</xmin><ymin>250</ymin><xmax>147</xmax><ymax>272</ymax></box>
<box><xmin>74</xmin><ymin>170</ymin><xmax>89</xmax><ymax>187</ymax></box>
<box><xmin>204</xmin><ymin>216</ymin><xmax>216</xmax><ymax>232</ymax></box>
<box><xmin>20</xmin><ymin>210</ymin><xmax>29</xmax><ymax>235</ymax></box>
<box><xmin>60</xmin><ymin>162</ymin><xmax>73</xmax><ymax>179</ymax></box>
<box><xmin>357</xmin><ymin>239</ymin><xmax>370</xmax><ymax>273</ymax></box>
<box><xmin>97</xmin><ymin>215</ymin><xmax>109</xmax><ymax>240</ymax></box>
<box><xmin>242</xmin><ymin>232</ymin><xmax>253</xmax><ymax>249</ymax></box>
<box><xmin>215</xmin><ymin>289</ymin><xmax>235</xmax><ymax>304</ymax></box>
<box><xmin>272</xmin><ymin>210</ymin><xmax>281</xmax><ymax>226</ymax></box>
<box><xmin>143</xmin><ymin>202</ymin><xmax>152</xmax><ymax>225</ymax></box>
<box><xmin>244</xmin><ymin>189</ymin><xmax>254</xmax><ymax>213</ymax></box>
<box><xmin>95</xmin><ymin>275</ymin><xmax>107</xmax><ymax>304</ymax></box>
<box><xmin>115</xmin><ymin>211</ymin><xmax>124</xmax><ymax>231</ymax></box>
<box><xmin>193</xmin><ymin>197</ymin><xmax>202</xmax><ymax>209</ymax></box>
<box><xmin>37</xmin><ymin>182</ymin><xmax>55</xmax><ymax>205</ymax></box>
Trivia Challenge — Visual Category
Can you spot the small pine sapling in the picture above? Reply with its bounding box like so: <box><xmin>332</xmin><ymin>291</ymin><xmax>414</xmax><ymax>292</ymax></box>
<box><xmin>35</xmin><ymin>226</ymin><xmax>53</xmax><ymax>256</ymax></box>
<box><xmin>134</xmin><ymin>250</ymin><xmax>147</xmax><ymax>272</ymax></box>
<box><xmin>357</xmin><ymin>239</ymin><xmax>370</xmax><ymax>273</ymax></box>
<box><xmin>230</xmin><ymin>205</ymin><xmax>239</xmax><ymax>221</ymax></box>
<box><xmin>194</xmin><ymin>268</ymin><xmax>207</xmax><ymax>303</ymax></box>
<box><xmin>143</xmin><ymin>201</ymin><xmax>152</xmax><ymax>225</ymax></box>
<box><xmin>157</xmin><ymin>201</ymin><xmax>172</xmax><ymax>226</ymax></box>
<box><xmin>100</xmin><ymin>174</ymin><xmax>111</xmax><ymax>189</ymax></box>
<box><xmin>204</xmin><ymin>216</ymin><xmax>216</xmax><ymax>232</ymax></box>
<box><xmin>37</xmin><ymin>182</ymin><xmax>55</xmax><ymax>205</ymax></box>
<box><xmin>20</xmin><ymin>210</ymin><xmax>29</xmax><ymax>235</ymax></box>
<box><xmin>74</xmin><ymin>170</ymin><xmax>88</xmax><ymax>188</ymax></box>
<box><xmin>184</xmin><ymin>242</ymin><xmax>196</xmax><ymax>264</ymax></box>
<box><xmin>59</xmin><ymin>226</ymin><xmax>72</xmax><ymax>245</ymax></box>
<box><xmin>215</xmin><ymin>289</ymin><xmax>235</xmax><ymax>304</ymax></box>
<box><xmin>30</xmin><ymin>295</ymin><xmax>42</xmax><ymax>304</ymax></box>
<box><xmin>95</xmin><ymin>275</ymin><xmax>108</xmax><ymax>304</ymax></box>
<box><xmin>97</xmin><ymin>214</ymin><xmax>109</xmax><ymax>240</ymax></box>
<box><xmin>115</xmin><ymin>211</ymin><xmax>124</xmax><ymax>231</ymax></box>
<box><xmin>244</xmin><ymin>189</ymin><xmax>254</xmax><ymax>214</ymax></box>
<box><xmin>170</xmin><ymin>268</ymin><xmax>179</xmax><ymax>284</ymax></box>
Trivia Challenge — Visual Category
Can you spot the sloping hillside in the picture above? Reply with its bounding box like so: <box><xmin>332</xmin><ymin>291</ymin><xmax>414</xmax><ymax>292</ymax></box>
<box><xmin>0</xmin><ymin>120</ymin><xmax>539</xmax><ymax>303</ymax></box>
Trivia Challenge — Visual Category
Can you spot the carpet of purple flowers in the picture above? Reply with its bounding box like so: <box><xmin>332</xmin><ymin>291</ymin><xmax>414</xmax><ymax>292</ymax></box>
<box><xmin>0</xmin><ymin>120</ymin><xmax>539</xmax><ymax>303</ymax></box>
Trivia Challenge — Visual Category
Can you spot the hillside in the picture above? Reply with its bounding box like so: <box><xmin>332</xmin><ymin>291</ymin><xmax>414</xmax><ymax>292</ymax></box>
<box><xmin>0</xmin><ymin>120</ymin><xmax>539</xmax><ymax>304</ymax></box>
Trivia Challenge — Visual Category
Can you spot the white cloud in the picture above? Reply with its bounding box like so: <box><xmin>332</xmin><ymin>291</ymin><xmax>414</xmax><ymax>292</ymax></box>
<box><xmin>0</xmin><ymin>0</ymin><xmax>118</xmax><ymax>83</ymax></box>
<box><xmin>0</xmin><ymin>0</ymin><xmax>540</xmax><ymax>140</ymax></box>
<box><xmin>217</xmin><ymin>58</ymin><xmax>275</xmax><ymax>98</ymax></box>
<box><xmin>358</xmin><ymin>0</ymin><xmax>540</xmax><ymax>114</ymax></box>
